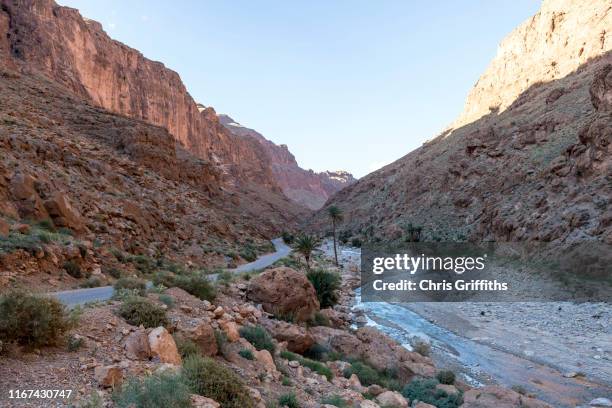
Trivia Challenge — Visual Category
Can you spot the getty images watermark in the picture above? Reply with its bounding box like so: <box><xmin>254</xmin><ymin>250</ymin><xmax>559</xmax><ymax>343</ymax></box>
<box><xmin>360</xmin><ymin>242</ymin><xmax>611</xmax><ymax>302</ymax></box>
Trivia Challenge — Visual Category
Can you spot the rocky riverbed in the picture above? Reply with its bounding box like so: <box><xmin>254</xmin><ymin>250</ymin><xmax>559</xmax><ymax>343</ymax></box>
<box><xmin>318</xmin><ymin>240</ymin><xmax>612</xmax><ymax>408</ymax></box>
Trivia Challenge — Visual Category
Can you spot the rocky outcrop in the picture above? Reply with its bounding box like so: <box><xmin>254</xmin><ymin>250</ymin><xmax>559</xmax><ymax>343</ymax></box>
<box><xmin>460</xmin><ymin>386</ymin><xmax>552</xmax><ymax>408</ymax></box>
<box><xmin>0</xmin><ymin>0</ymin><xmax>283</xmax><ymax>191</ymax></box>
<box><xmin>246</xmin><ymin>267</ymin><xmax>320</xmax><ymax>322</ymax></box>
<box><xmin>310</xmin><ymin>1</ymin><xmax>612</xmax><ymax>249</ymax></box>
<box><xmin>453</xmin><ymin>0</ymin><xmax>612</xmax><ymax>127</ymax></box>
<box><xmin>220</xmin><ymin>114</ymin><xmax>356</xmax><ymax>209</ymax></box>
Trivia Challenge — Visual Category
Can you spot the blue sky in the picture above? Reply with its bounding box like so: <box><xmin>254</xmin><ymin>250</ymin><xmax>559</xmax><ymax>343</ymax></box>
<box><xmin>58</xmin><ymin>1</ymin><xmax>540</xmax><ymax>178</ymax></box>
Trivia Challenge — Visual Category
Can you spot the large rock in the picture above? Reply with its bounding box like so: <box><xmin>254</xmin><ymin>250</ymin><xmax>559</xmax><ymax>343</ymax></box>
<box><xmin>44</xmin><ymin>192</ymin><xmax>87</xmax><ymax>233</ymax></box>
<box><xmin>148</xmin><ymin>327</ymin><xmax>181</xmax><ymax>365</ymax></box>
<box><xmin>260</xmin><ymin>318</ymin><xmax>314</xmax><ymax>354</ymax></box>
<box><xmin>461</xmin><ymin>386</ymin><xmax>552</xmax><ymax>408</ymax></box>
<box><xmin>0</xmin><ymin>218</ymin><xmax>9</xmax><ymax>236</ymax></box>
<box><xmin>124</xmin><ymin>330</ymin><xmax>151</xmax><ymax>360</ymax></box>
<box><xmin>188</xmin><ymin>322</ymin><xmax>218</xmax><ymax>356</ymax></box>
<box><xmin>190</xmin><ymin>395</ymin><xmax>220</xmax><ymax>408</ymax></box>
<box><xmin>9</xmin><ymin>173</ymin><xmax>48</xmax><ymax>220</ymax></box>
<box><xmin>247</xmin><ymin>267</ymin><xmax>319</xmax><ymax>322</ymax></box>
<box><xmin>94</xmin><ymin>365</ymin><xmax>123</xmax><ymax>388</ymax></box>
<box><xmin>376</xmin><ymin>391</ymin><xmax>409</xmax><ymax>408</ymax></box>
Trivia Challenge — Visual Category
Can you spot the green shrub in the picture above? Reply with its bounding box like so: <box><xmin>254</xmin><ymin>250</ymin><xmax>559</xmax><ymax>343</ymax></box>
<box><xmin>111</xmin><ymin>248</ymin><xmax>128</xmax><ymax>263</ymax></box>
<box><xmin>113</xmin><ymin>373</ymin><xmax>191</xmax><ymax>408</ymax></box>
<box><xmin>402</xmin><ymin>378</ymin><xmax>462</xmax><ymax>408</ymax></box>
<box><xmin>80</xmin><ymin>277</ymin><xmax>102</xmax><ymax>288</ymax></box>
<box><xmin>214</xmin><ymin>329</ymin><xmax>230</xmax><ymax>359</ymax></box>
<box><xmin>351</xmin><ymin>238</ymin><xmax>362</xmax><ymax>247</ymax></box>
<box><xmin>0</xmin><ymin>291</ymin><xmax>75</xmax><ymax>348</ymax></box>
<box><xmin>158</xmin><ymin>294</ymin><xmax>174</xmax><ymax>308</ymax></box>
<box><xmin>63</xmin><ymin>260</ymin><xmax>83</xmax><ymax>278</ymax></box>
<box><xmin>281</xmin><ymin>376</ymin><xmax>292</xmax><ymax>386</ymax></box>
<box><xmin>437</xmin><ymin>370</ymin><xmax>456</xmax><ymax>385</ymax></box>
<box><xmin>306</xmin><ymin>269</ymin><xmax>341</xmax><ymax>308</ymax></box>
<box><xmin>173</xmin><ymin>334</ymin><xmax>201</xmax><ymax>359</ymax></box>
<box><xmin>278</xmin><ymin>393</ymin><xmax>299</xmax><ymax>408</ymax></box>
<box><xmin>280</xmin><ymin>350</ymin><xmax>333</xmax><ymax>381</ymax></box>
<box><xmin>181</xmin><ymin>355</ymin><xmax>254</xmax><ymax>408</ymax></box>
<box><xmin>239</xmin><ymin>325</ymin><xmax>275</xmax><ymax>353</ymax></box>
<box><xmin>114</xmin><ymin>277</ymin><xmax>147</xmax><ymax>296</ymax></box>
<box><xmin>118</xmin><ymin>297</ymin><xmax>168</xmax><ymax>328</ymax></box>
<box><xmin>240</xmin><ymin>246</ymin><xmax>257</xmax><ymax>262</ymax></box>
<box><xmin>156</xmin><ymin>274</ymin><xmax>216</xmax><ymax>302</ymax></box>
<box><xmin>67</xmin><ymin>335</ymin><xmax>84</xmax><ymax>352</ymax></box>
<box><xmin>303</xmin><ymin>343</ymin><xmax>330</xmax><ymax>361</ymax></box>
<box><xmin>104</xmin><ymin>266</ymin><xmax>122</xmax><ymax>279</ymax></box>
<box><xmin>308</xmin><ymin>311</ymin><xmax>330</xmax><ymax>327</ymax></box>
<box><xmin>129</xmin><ymin>255</ymin><xmax>156</xmax><ymax>274</ymax></box>
<box><xmin>343</xmin><ymin>361</ymin><xmax>379</xmax><ymax>386</ymax></box>
<box><xmin>37</xmin><ymin>219</ymin><xmax>56</xmax><ymax>232</ymax></box>
<box><xmin>511</xmin><ymin>385</ymin><xmax>527</xmax><ymax>395</ymax></box>
<box><xmin>281</xmin><ymin>231</ymin><xmax>294</xmax><ymax>245</ymax></box>
<box><xmin>238</xmin><ymin>349</ymin><xmax>254</xmax><ymax>360</ymax></box>
<box><xmin>412</xmin><ymin>338</ymin><xmax>431</xmax><ymax>357</ymax></box>
<box><xmin>321</xmin><ymin>395</ymin><xmax>347</xmax><ymax>407</ymax></box>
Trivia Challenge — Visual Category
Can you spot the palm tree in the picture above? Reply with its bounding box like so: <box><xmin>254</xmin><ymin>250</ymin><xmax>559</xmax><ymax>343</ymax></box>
<box><xmin>295</xmin><ymin>234</ymin><xmax>316</xmax><ymax>269</ymax></box>
<box><xmin>327</xmin><ymin>206</ymin><xmax>343</xmax><ymax>266</ymax></box>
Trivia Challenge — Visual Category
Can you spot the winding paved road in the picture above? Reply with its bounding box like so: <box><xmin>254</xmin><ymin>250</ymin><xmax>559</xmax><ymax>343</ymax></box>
<box><xmin>50</xmin><ymin>238</ymin><xmax>290</xmax><ymax>307</ymax></box>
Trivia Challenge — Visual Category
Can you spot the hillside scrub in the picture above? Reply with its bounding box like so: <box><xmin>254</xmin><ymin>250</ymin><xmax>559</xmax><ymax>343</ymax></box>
<box><xmin>118</xmin><ymin>297</ymin><xmax>168</xmax><ymax>328</ymax></box>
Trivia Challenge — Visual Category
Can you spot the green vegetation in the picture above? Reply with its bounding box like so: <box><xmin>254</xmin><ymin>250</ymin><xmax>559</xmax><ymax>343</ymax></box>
<box><xmin>307</xmin><ymin>269</ymin><xmax>341</xmax><ymax>308</ymax></box>
<box><xmin>280</xmin><ymin>350</ymin><xmax>333</xmax><ymax>381</ymax></box>
<box><xmin>403</xmin><ymin>222</ymin><xmax>423</xmax><ymax>242</ymax></box>
<box><xmin>80</xmin><ymin>277</ymin><xmax>102</xmax><ymax>288</ymax></box>
<box><xmin>281</xmin><ymin>231</ymin><xmax>294</xmax><ymax>245</ymax></box>
<box><xmin>402</xmin><ymin>378</ymin><xmax>462</xmax><ymax>408</ymax></box>
<box><xmin>173</xmin><ymin>334</ymin><xmax>201</xmax><ymax>359</ymax></box>
<box><xmin>182</xmin><ymin>355</ymin><xmax>254</xmax><ymax>408</ymax></box>
<box><xmin>113</xmin><ymin>373</ymin><xmax>192</xmax><ymax>408</ymax></box>
<box><xmin>238</xmin><ymin>348</ymin><xmax>254</xmax><ymax>360</ymax></box>
<box><xmin>239</xmin><ymin>325</ymin><xmax>275</xmax><ymax>353</ymax></box>
<box><xmin>351</xmin><ymin>237</ymin><xmax>362</xmax><ymax>248</ymax></box>
<box><xmin>114</xmin><ymin>277</ymin><xmax>147</xmax><ymax>296</ymax></box>
<box><xmin>158</xmin><ymin>294</ymin><xmax>174</xmax><ymax>308</ymax></box>
<box><xmin>239</xmin><ymin>243</ymin><xmax>257</xmax><ymax>262</ymax></box>
<box><xmin>327</xmin><ymin>206</ymin><xmax>344</xmax><ymax>266</ymax></box>
<box><xmin>295</xmin><ymin>235</ymin><xmax>316</xmax><ymax>269</ymax></box>
<box><xmin>307</xmin><ymin>311</ymin><xmax>331</xmax><ymax>327</ymax></box>
<box><xmin>118</xmin><ymin>297</ymin><xmax>168</xmax><ymax>328</ymax></box>
<box><xmin>278</xmin><ymin>393</ymin><xmax>299</xmax><ymax>408</ymax></box>
<box><xmin>281</xmin><ymin>376</ymin><xmax>292</xmax><ymax>386</ymax></box>
<box><xmin>63</xmin><ymin>260</ymin><xmax>83</xmax><ymax>279</ymax></box>
<box><xmin>437</xmin><ymin>370</ymin><xmax>456</xmax><ymax>385</ymax></box>
<box><xmin>342</xmin><ymin>360</ymin><xmax>400</xmax><ymax>390</ymax></box>
<box><xmin>67</xmin><ymin>335</ymin><xmax>84</xmax><ymax>352</ymax></box>
<box><xmin>0</xmin><ymin>291</ymin><xmax>76</xmax><ymax>348</ymax></box>
<box><xmin>321</xmin><ymin>395</ymin><xmax>348</xmax><ymax>408</ymax></box>
<box><xmin>412</xmin><ymin>338</ymin><xmax>431</xmax><ymax>357</ymax></box>
<box><xmin>153</xmin><ymin>273</ymin><xmax>216</xmax><ymax>301</ymax></box>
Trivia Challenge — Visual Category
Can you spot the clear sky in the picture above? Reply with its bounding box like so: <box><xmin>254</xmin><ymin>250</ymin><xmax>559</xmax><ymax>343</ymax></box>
<box><xmin>58</xmin><ymin>0</ymin><xmax>540</xmax><ymax>178</ymax></box>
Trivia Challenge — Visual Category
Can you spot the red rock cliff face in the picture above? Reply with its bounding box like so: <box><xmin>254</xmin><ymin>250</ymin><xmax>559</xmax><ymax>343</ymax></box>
<box><xmin>0</xmin><ymin>0</ymin><xmax>277</xmax><ymax>189</ymax></box>
<box><xmin>219</xmin><ymin>114</ymin><xmax>356</xmax><ymax>209</ymax></box>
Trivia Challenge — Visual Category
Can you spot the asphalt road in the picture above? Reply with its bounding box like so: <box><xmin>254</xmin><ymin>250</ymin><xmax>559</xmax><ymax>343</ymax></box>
<box><xmin>50</xmin><ymin>238</ymin><xmax>291</xmax><ymax>307</ymax></box>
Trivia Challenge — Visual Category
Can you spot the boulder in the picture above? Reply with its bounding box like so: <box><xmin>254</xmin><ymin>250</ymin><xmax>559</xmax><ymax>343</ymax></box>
<box><xmin>190</xmin><ymin>395</ymin><xmax>220</xmax><ymax>408</ymax></box>
<box><xmin>219</xmin><ymin>320</ymin><xmax>240</xmax><ymax>342</ymax></box>
<box><xmin>255</xmin><ymin>349</ymin><xmax>278</xmax><ymax>376</ymax></box>
<box><xmin>367</xmin><ymin>384</ymin><xmax>384</xmax><ymax>396</ymax></box>
<box><xmin>376</xmin><ymin>391</ymin><xmax>409</xmax><ymax>408</ymax></box>
<box><xmin>44</xmin><ymin>192</ymin><xmax>87</xmax><ymax>233</ymax></box>
<box><xmin>9</xmin><ymin>173</ymin><xmax>48</xmax><ymax>220</ymax></box>
<box><xmin>260</xmin><ymin>318</ymin><xmax>314</xmax><ymax>354</ymax></box>
<box><xmin>461</xmin><ymin>386</ymin><xmax>552</xmax><ymax>408</ymax></box>
<box><xmin>414</xmin><ymin>403</ymin><xmax>436</xmax><ymax>408</ymax></box>
<box><xmin>94</xmin><ymin>365</ymin><xmax>123</xmax><ymax>388</ymax></box>
<box><xmin>590</xmin><ymin>398</ymin><xmax>612</xmax><ymax>408</ymax></box>
<box><xmin>148</xmin><ymin>327</ymin><xmax>181</xmax><ymax>365</ymax></box>
<box><xmin>124</xmin><ymin>330</ymin><xmax>151</xmax><ymax>360</ymax></box>
<box><xmin>188</xmin><ymin>322</ymin><xmax>218</xmax><ymax>356</ymax></box>
<box><xmin>359</xmin><ymin>401</ymin><xmax>380</xmax><ymax>408</ymax></box>
<box><xmin>246</xmin><ymin>267</ymin><xmax>319</xmax><ymax>322</ymax></box>
<box><xmin>0</xmin><ymin>218</ymin><xmax>9</xmax><ymax>236</ymax></box>
<box><xmin>436</xmin><ymin>383</ymin><xmax>459</xmax><ymax>396</ymax></box>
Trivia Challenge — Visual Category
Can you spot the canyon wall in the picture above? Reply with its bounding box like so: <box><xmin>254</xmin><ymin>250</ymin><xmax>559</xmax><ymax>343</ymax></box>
<box><xmin>0</xmin><ymin>0</ymin><xmax>277</xmax><ymax>189</ymax></box>
<box><xmin>310</xmin><ymin>0</ymin><xmax>612</xmax><ymax>247</ymax></box>
<box><xmin>219</xmin><ymin>115</ymin><xmax>356</xmax><ymax>209</ymax></box>
<box><xmin>453</xmin><ymin>0</ymin><xmax>611</xmax><ymax>128</ymax></box>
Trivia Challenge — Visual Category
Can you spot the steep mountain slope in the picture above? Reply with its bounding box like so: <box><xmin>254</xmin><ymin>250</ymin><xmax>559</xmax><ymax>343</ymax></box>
<box><xmin>219</xmin><ymin>114</ymin><xmax>356</xmax><ymax>210</ymax></box>
<box><xmin>310</xmin><ymin>0</ymin><xmax>611</xmax><ymax>246</ymax></box>
<box><xmin>0</xmin><ymin>0</ymin><xmax>280</xmax><ymax>191</ymax></box>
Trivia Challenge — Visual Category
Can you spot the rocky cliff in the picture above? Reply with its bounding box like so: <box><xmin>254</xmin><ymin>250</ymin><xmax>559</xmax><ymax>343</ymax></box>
<box><xmin>0</xmin><ymin>0</ymin><xmax>279</xmax><ymax>190</ymax></box>
<box><xmin>219</xmin><ymin>114</ymin><xmax>356</xmax><ymax>210</ymax></box>
<box><xmin>454</xmin><ymin>0</ymin><xmax>611</xmax><ymax>128</ymax></box>
<box><xmin>310</xmin><ymin>0</ymin><xmax>612</xmax><ymax>247</ymax></box>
